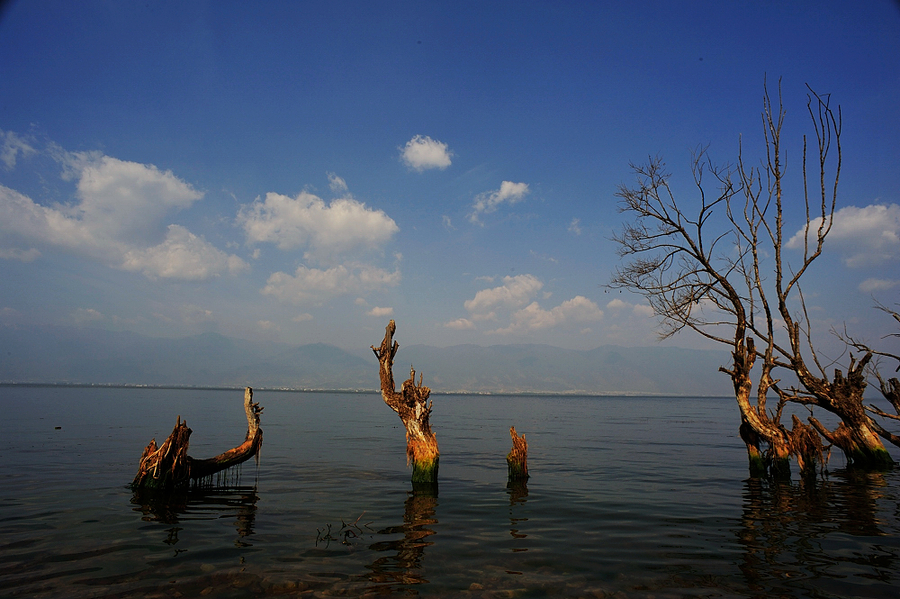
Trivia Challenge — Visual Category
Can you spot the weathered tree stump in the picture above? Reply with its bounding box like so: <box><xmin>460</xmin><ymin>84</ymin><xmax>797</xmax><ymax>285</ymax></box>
<box><xmin>789</xmin><ymin>414</ymin><xmax>824</xmax><ymax>478</ymax></box>
<box><xmin>371</xmin><ymin>320</ymin><xmax>439</xmax><ymax>484</ymax></box>
<box><xmin>506</xmin><ymin>426</ymin><xmax>529</xmax><ymax>482</ymax></box>
<box><xmin>132</xmin><ymin>387</ymin><xmax>263</xmax><ymax>490</ymax></box>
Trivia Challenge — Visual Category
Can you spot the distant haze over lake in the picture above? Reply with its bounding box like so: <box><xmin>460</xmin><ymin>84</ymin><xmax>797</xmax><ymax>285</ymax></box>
<box><xmin>0</xmin><ymin>325</ymin><xmax>733</xmax><ymax>396</ymax></box>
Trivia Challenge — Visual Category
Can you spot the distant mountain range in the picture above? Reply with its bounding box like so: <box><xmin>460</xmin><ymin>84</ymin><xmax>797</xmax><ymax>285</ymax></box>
<box><xmin>0</xmin><ymin>324</ymin><xmax>733</xmax><ymax>396</ymax></box>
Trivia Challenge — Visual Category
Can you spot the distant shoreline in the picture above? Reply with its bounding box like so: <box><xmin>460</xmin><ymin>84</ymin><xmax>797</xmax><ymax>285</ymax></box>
<box><xmin>0</xmin><ymin>381</ymin><xmax>731</xmax><ymax>399</ymax></box>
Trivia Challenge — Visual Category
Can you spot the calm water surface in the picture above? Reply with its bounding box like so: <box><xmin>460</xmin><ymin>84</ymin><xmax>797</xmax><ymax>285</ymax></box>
<box><xmin>1</xmin><ymin>386</ymin><xmax>898</xmax><ymax>598</ymax></box>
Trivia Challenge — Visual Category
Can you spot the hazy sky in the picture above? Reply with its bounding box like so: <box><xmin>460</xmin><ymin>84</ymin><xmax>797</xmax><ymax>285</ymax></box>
<box><xmin>1</xmin><ymin>1</ymin><xmax>898</xmax><ymax>354</ymax></box>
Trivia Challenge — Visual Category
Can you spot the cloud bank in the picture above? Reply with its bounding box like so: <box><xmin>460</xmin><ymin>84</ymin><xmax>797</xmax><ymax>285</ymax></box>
<box><xmin>455</xmin><ymin>273</ymin><xmax>603</xmax><ymax>335</ymax></box>
<box><xmin>261</xmin><ymin>264</ymin><xmax>401</xmax><ymax>304</ymax></box>
<box><xmin>0</xmin><ymin>152</ymin><xmax>246</xmax><ymax>280</ymax></box>
<box><xmin>787</xmin><ymin>203</ymin><xmax>900</xmax><ymax>268</ymax></box>
<box><xmin>238</xmin><ymin>191</ymin><xmax>399</xmax><ymax>262</ymax></box>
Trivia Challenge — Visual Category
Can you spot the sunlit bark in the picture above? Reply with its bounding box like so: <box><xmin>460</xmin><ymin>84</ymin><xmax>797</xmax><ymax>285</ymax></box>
<box><xmin>371</xmin><ymin>320</ymin><xmax>439</xmax><ymax>484</ymax></box>
<box><xmin>132</xmin><ymin>387</ymin><xmax>263</xmax><ymax>490</ymax></box>
<box><xmin>506</xmin><ymin>426</ymin><xmax>529</xmax><ymax>482</ymax></box>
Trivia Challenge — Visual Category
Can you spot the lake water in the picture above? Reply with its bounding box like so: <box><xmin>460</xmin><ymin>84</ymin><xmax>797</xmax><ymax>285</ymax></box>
<box><xmin>1</xmin><ymin>386</ymin><xmax>898</xmax><ymax>598</ymax></box>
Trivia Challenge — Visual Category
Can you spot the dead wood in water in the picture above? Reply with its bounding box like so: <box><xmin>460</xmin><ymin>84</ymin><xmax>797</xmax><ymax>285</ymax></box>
<box><xmin>371</xmin><ymin>320</ymin><xmax>439</xmax><ymax>484</ymax></box>
<box><xmin>506</xmin><ymin>426</ymin><xmax>529</xmax><ymax>482</ymax></box>
<box><xmin>789</xmin><ymin>414</ymin><xmax>824</xmax><ymax>477</ymax></box>
<box><xmin>132</xmin><ymin>387</ymin><xmax>263</xmax><ymax>490</ymax></box>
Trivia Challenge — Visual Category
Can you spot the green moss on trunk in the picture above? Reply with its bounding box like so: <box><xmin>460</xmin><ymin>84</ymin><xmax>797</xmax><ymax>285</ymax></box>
<box><xmin>411</xmin><ymin>457</ymin><xmax>439</xmax><ymax>484</ymax></box>
<box><xmin>848</xmin><ymin>447</ymin><xmax>895</xmax><ymax>470</ymax></box>
<box><xmin>747</xmin><ymin>453</ymin><xmax>767</xmax><ymax>478</ymax></box>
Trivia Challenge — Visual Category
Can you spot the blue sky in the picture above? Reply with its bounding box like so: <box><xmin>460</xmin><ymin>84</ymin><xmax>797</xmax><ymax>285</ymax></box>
<box><xmin>1</xmin><ymin>1</ymin><xmax>898</xmax><ymax>356</ymax></box>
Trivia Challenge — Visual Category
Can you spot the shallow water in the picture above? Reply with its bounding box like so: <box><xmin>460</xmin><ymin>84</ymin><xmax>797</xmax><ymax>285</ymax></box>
<box><xmin>1</xmin><ymin>386</ymin><xmax>898</xmax><ymax>598</ymax></box>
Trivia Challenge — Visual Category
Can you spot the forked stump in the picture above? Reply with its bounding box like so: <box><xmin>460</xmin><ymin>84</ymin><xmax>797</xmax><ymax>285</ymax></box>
<box><xmin>507</xmin><ymin>426</ymin><xmax>529</xmax><ymax>482</ymax></box>
<box><xmin>372</xmin><ymin>320</ymin><xmax>439</xmax><ymax>484</ymax></box>
<box><xmin>132</xmin><ymin>387</ymin><xmax>263</xmax><ymax>490</ymax></box>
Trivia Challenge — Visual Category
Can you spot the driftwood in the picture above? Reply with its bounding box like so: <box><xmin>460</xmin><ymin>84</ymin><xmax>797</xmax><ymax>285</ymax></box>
<box><xmin>371</xmin><ymin>320</ymin><xmax>439</xmax><ymax>484</ymax></box>
<box><xmin>132</xmin><ymin>387</ymin><xmax>263</xmax><ymax>490</ymax></box>
<box><xmin>506</xmin><ymin>426</ymin><xmax>529</xmax><ymax>482</ymax></box>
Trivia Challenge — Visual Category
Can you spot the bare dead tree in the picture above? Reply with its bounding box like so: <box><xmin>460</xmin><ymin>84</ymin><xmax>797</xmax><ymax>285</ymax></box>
<box><xmin>839</xmin><ymin>302</ymin><xmax>900</xmax><ymax>450</ymax></box>
<box><xmin>611</xmin><ymin>80</ymin><xmax>893</xmax><ymax>476</ymax></box>
<box><xmin>371</xmin><ymin>320</ymin><xmax>439</xmax><ymax>484</ymax></box>
<box><xmin>133</xmin><ymin>387</ymin><xmax>264</xmax><ymax>490</ymax></box>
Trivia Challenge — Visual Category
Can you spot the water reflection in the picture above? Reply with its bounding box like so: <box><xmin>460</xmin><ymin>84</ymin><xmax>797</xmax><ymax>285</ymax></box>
<box><xmin>738</xmin><ymin>470</ymin><xmax>899</xmax><ymax>596</ymax></box>
<box><xmin>130</xmin><ymin>485</ymin><xmax>259</xmax><ymax>548</ymax></box>
<box><xmin>366</xmin><ymin>483</ymin><xmax>438</xmax><ymax>589</ymax></box>
<box><xmin>507</xmin><ymin>479</ymin><xmax>528</xmax><ymax>547</ymax></box>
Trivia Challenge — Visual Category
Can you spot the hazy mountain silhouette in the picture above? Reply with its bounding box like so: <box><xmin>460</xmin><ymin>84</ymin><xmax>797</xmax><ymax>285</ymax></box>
<box><xmin>0</xmin><ymin>324</ymin><xmax>732</xmax><ymax>395</ymax></box>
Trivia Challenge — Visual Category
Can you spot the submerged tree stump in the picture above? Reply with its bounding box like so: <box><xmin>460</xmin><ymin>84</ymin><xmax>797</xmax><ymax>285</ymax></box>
<box><xmin>371</xmin><ymin>320</ymin><xmax>439</xmax><ymax>484</ymax></box>
<box><xmin>132</xmin><ymin>387</ymin><xmax>264</xmax><ymax>490</ymax></box>
<box><xmin>789</xmin><ymin>414</ymin><xmax>825</xmax><ymax>478</ymax></box>
<box><xmin>507</xmin><ymin>426</ymin><xmax>529</xmax><ymax>482</ymax></box>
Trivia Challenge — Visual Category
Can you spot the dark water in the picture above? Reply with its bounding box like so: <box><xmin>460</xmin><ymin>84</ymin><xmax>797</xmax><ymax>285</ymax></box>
<box><xmin>1</xmin><ymin>386</ymin><xmax>898</xmax><ymax>598</ymax></box>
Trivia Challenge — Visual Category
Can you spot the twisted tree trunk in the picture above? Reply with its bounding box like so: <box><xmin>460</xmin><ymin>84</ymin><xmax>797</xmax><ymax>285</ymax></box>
<box><xmin>722</xmin><ymin>337</ymin><xmax>792</xmax><ymax>478</ymax></box>
<box><xmin>796</xmin><ymin>353</ymin><xmax>893</xmax><ymax>469</ymax></box>
<box><xmin>371</xmin><ymin>320</ymin><xmax>439</xmax><ymax>484</ymax></box>
<box><xmin>132</xmin><ymin>387</ymin><xmax>263</xmax><ymax>490</ymax></box>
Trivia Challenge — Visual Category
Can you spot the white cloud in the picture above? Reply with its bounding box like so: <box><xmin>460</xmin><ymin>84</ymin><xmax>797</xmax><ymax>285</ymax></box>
<box><xmin>400</xmin><ymin>135</ymin><xmax>452</xmax><ymax>171</ymax></box>
<box><xmin>72</xmin><ymin>307</ymin><xmax>104</xmax><ymax>323</ymax></box>
<box><xmin>569</xmin><ymin>218</ymin><xmax>582</xmax><ymax>235</ymax></box>
<box><xmin>0</xmin><ymin>247</ymin><xmax>41</xmax><ymax>262</ymax></box>
<box><xmin>121</xmin><ymin>224</ymin><xmax>248</xmax><ymax>280</ymax></box>
<box><xmin>464</xmin><ymin>274</ymin><xmax>543</xmax><ymax>315</ymax></box>
<box><xmin>606</xmin><ymin>297</ymin><xmax>653</xmax><ymax>317</ymax></box>
<box><xmin>178</xmin><ymin>304</ymin><xmax>215</xmax><ymax>324</ymax></box>
<box><xmin>261</xmin><ymin>264</ymin><xmax>401</xmax><ymax>304</ymax></box>
<box><xmin>237</xmin><ymin>191</ymin><xmax>399</xmax><ymax>261</ymax></box>
<box><xmin>632</xmin><ymin>303</ymin><xmax>654</xmax><ymax>317</ymax></box>
<box><xmin>71</xmin><ymin>155</ymin><xmax>203</xmax><ymax>243</ymax></box>
<box><xmin>787</xmin><ymin>203</ymin><xmax>900</xmax><ymax>268</ymax></box>
<box><xmin>444</xmin><ymin>318</ymin><xmax>475</xmax><ymax>330</ymax></box>
<box><xmin>292</xmin><ymin>313</ymin><xmax>314</xmax><ymax>322</ymax></box>
<box><xmin>1</xmin><ymin>129</ymin><xmax>36</xmax><ymax>169</ymax></box>
<box><xmin>367</xmin><ymin>306</ymin><xmax>394</xmax><ymax>317</ymax></box>
<box><xmin>469</xmin><ymin>181</ymin><xmax>529</xmax><ymax>224</ymax></box>
<box><xmin>859</xmin><ymin>278</ymin><xmax>899</xmax><ymax>293</ymax></box>
<box><xmin>328</xmin><ymin>172</ymin><xmax>349</xmax><ymax>194</ymax></box>
<box><xmin>491</xmin><ymin>296</ymin><xmax>604</xmax><ymax>334</ymax></box>
<box><xmin>0</xmin><ymin>151</ymin><xmax>245</xmax><ymax>280</ymax></box>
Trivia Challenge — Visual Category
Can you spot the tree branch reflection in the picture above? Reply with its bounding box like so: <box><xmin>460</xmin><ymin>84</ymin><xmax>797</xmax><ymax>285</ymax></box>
<box><xmin>131</xmin><ymin>485</ymin><xmax>259</xmax><ymax>548</ymax></box>
<box><xmin>738</xmin><ymin>470</ymin><xmax>896</xmax><ymax>594</ymax></box>
<box><xmin>366</xmin><ymin>482</ymin><xmax>438</xmax><ymax>588</ymax></box>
